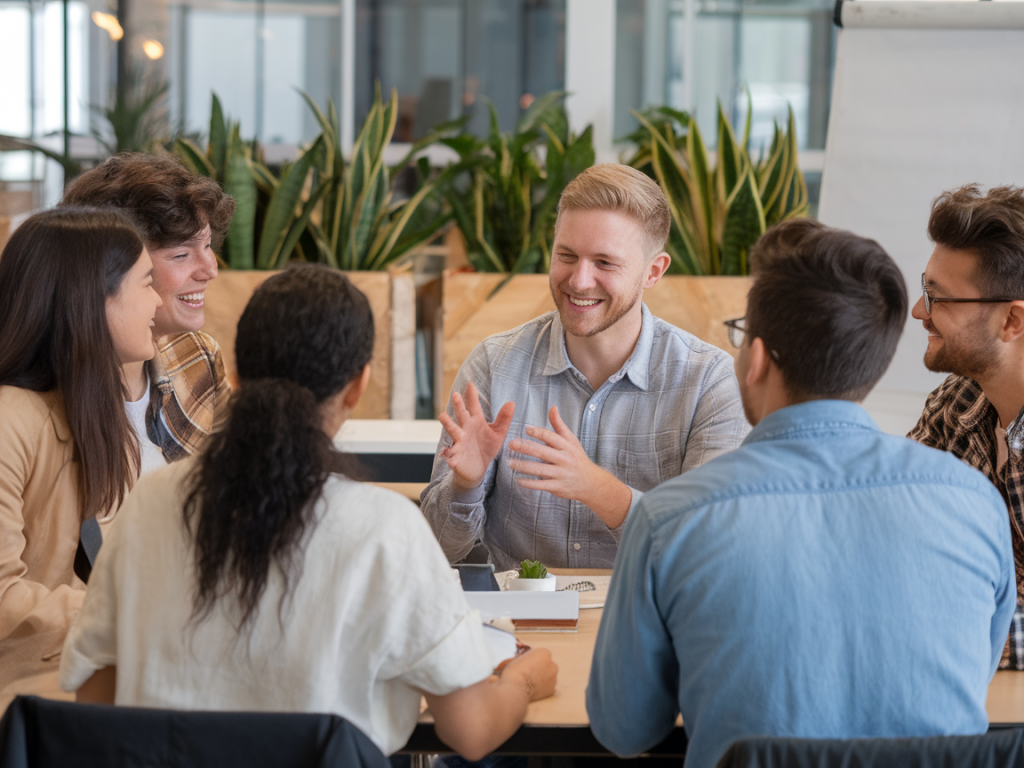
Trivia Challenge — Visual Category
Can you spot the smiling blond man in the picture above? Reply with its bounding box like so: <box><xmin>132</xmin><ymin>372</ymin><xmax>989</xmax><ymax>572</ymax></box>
<box><xmin>420</xmin><ymin>164</ymin><xmax>748</xmax><ymax>570</ymax></box>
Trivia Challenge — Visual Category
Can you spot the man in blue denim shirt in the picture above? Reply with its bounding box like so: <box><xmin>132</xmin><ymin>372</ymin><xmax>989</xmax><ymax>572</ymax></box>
<box><xmin>587</xmin><ymin>219</ymin><xmax>1016</xmax><ymax>768</ymax></box>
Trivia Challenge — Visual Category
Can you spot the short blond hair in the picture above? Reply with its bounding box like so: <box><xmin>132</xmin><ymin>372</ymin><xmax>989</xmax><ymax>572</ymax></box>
<box><xmin>556</xmin><ymin>164</ymin><xmax>671</xmax><ymax>257</ymax></box>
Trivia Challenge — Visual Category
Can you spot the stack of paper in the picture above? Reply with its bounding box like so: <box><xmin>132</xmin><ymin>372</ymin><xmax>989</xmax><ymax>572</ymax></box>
<box><xmin>464</xmin><ymin>591</ymin><xmax>580</xmax><ymax>632</ymax></box>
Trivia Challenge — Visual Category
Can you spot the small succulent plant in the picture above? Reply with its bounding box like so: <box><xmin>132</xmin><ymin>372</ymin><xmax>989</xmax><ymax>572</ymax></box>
<box><xmin>517</xmin><ymin>559</ymin><xmax>548</xmax><ymax>579</ymax></box>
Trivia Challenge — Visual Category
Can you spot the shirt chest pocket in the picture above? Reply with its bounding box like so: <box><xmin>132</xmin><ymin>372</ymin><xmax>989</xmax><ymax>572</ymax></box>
<box><xmin>616</xmin><ymin>444</ymin><xmax>682</xmax><ymax>491</ymax></box>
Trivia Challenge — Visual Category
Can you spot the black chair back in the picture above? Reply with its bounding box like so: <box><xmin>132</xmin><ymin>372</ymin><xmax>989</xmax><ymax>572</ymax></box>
<box><xmin>716</xmin><ymin>729</ymin><xmax>1024</xmax><ymax>768</ymax></box>
<box><xmin>0</xmin><ymin>695</ymin><xmax>390</xmax><ymax>768</ymax></box>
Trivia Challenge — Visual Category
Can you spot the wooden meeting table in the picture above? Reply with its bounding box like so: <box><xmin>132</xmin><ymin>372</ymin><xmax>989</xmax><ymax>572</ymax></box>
<box><xmin>401</xmin><ymin>568</ymin><xmax>1024</xmax><ymax>758</ymax></box>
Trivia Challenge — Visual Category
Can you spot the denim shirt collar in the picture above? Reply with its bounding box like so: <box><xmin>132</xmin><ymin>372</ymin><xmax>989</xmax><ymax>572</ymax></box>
<box><xmin>541</xmin><ymin>303</ymin><xmax>654</xmax><ymax>392</ymax></box>
<box><xmin>743</xmin><ymin>400</ymin><xmax>879</xmax><ymax>447</ymax></box>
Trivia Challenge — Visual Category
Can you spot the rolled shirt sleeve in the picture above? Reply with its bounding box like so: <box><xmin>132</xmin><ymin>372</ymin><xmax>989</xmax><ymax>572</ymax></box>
<box><xmin>420</xmin><ymin>342</ymin><xmax>502</xmax><ymax>564</ymax></box>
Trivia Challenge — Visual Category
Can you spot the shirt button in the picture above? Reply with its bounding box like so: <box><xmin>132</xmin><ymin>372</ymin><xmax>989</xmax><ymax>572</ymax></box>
<box><xmin>573</xmin><ymin>543</ymin><xmax>581</xmax><ymax>551</ymax></box>
<box><xmin>589</xmin><ymin>404</ymin><xmax>596</xmax><ymax>412</ymax></box>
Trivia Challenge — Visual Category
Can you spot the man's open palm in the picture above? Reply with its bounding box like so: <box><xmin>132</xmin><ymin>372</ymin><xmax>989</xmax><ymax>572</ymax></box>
<box><xmin>439</xmin><ymin>381</ymin><xmax>515</xmax><ymax>491</ymax></box>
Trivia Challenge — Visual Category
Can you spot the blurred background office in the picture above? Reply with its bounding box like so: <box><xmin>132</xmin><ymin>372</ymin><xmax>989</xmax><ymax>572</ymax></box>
<box><xmin>0</xmin><ymin>0</ymin><xmax>831</xmax><ymax>212</ymax></box>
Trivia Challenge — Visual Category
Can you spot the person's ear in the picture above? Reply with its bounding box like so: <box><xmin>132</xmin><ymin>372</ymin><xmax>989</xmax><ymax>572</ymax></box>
<box><xmin>745</xmin><ymin>338</ymin><xmax>772</xmax><ymax>388</ymax></box>
<box><xmin>1000</xmin><ymin>301</ymin><xmax>1024</xmax><ymax>343</ymax></box>
<box><xmin>643</xmin><ymin>252</ymin><xmax>671</xmax><ymax>289</ymax></box>
<box><xmin>342</xmin><ymin>363</ymin><xmax>372</xmax><ymax>410</ymax></box>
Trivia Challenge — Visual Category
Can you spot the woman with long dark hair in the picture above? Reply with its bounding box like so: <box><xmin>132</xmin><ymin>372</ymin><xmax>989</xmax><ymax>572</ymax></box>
<box><xmin>61</xmin><ymin>153</ymin><xmax>235</xmax><ymax>471</ymax></box>
<box><xmin>0</xmin><ymin>207</ymin><xmax>161</xmax><ymax>707</ymax></box>
<box><xmin>62</xmin><ymin>265</ymin><xmax>557</xmax><ymax>759</ymax></box>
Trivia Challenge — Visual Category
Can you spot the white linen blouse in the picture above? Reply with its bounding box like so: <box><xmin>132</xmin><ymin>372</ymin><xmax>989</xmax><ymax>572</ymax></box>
<box><xmin>60</xmin><ymin>458</ymin><xmax>495</xmax><ymax>755</ymax></box>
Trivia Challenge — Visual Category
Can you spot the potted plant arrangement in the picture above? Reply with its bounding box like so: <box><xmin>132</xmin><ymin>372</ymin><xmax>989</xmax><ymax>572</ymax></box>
<box><xmin>172</xmin><ymin>86</ymin><xmax>453</xmax><ymax>419</ymax></box>
<box><xmin>623</xmin><ymin>97</ymin><xmax>808</xmax><ymax>276</ymax></box>
<box><xmin>507</xmin><ymin>559</ymin><xmax>557</xmax><ymax>592</ymax></box>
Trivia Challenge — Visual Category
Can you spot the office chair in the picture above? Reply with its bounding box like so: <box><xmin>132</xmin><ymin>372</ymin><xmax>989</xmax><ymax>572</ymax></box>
<box><xmin>0</xmin><ymin>695</ymin><xmax>389</xmax><ymax>768</ymax></box>
<box><xmin>717</xmin><ymin>728</ymin><xmax>1024</xmax><ymax>768</ymax></box>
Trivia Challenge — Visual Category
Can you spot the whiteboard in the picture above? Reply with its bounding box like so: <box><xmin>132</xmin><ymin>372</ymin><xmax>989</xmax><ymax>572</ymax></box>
<box><xmin>818</xmin><ymin>1</ymin><xmax>1024</xmax><ymax>427</ymax></box>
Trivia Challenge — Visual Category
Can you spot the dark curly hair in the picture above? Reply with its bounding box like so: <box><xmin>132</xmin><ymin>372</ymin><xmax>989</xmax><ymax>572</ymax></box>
<box><xmin>60</xmin><ymin>152</ymin><xmax>235</xmax><ymax>249</ymax></box>
<box><xmin>184</xmin><ymin>265</ymin><xmax>375</xmax><ymax>631</ymax></box>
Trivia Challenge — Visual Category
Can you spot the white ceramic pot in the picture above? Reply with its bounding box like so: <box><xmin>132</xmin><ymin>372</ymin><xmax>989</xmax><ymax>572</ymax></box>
<box><xmin>506</xmin><ymin>573</ymin><xmax>557</xmax><ymax>592</ymax></box>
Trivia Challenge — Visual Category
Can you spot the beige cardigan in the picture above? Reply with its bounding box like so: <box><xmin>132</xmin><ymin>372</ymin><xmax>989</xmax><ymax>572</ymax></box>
<box><xmin>0</xmin><ymin>387</ymin><xmax>86</xmax><ymax>709</ymax></box>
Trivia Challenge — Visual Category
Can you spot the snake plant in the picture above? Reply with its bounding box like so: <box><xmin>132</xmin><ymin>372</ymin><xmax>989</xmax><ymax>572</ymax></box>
<box><xmin>174</xmin><ymin>87</ymin><xmax>450</xmax><ymax>270</ymax></box>
<box><xmin>624</xmin><ymin>98</ymin><xmax>809</xmax><ymax>275</ymax></box>
<box><xmin>440</xmin><ymin>91</ymin><xmax>595</xmax><ymax>274</ymax></box>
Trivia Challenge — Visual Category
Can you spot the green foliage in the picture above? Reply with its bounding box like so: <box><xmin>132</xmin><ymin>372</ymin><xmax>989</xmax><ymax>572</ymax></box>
<box><xmin>174</xmin><ymin>94</ymin><xmax>272</xmax><ymax>269</ymax></box>
<box><xmin>173</xmin><ymin>86</ymin><xmax>450</xmax><ymax>270</ymax></box>
<box><xmin>301</xmin><ymin>84</ymin><xmax>451</xmax><ymax>271</ymax></box>
<box><xmin>91</xmin><ymin>72</ymin><xmax>171</xmax><ymax>155</ymax></box>
<box><xmin>0</xmin><ymin>72</ymin><xmax>172</xmax><ymax>180</ymax></box>
<box><xmin>517</xmin><ymin>559</ymin><xmax>549</xmax><ymax>579</ymax></box>
<box><xmin>440</xmin><ymin>92</ymin><xmax>595</xmax><ymax>274</ymax></box>
<box><xmin>624</xmin><ymin>98</ymin><xmax>808</xmax><ymax>275</ymax></box>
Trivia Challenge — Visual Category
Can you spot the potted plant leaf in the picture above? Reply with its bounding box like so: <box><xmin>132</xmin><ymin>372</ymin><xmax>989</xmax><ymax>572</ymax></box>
<box><xmin>507</xmin><ymin>559</ymin><xmax>556</xmax><ymax>592</ymax></box>
<box><xmin>172</xmin><ymin>86</ymin><xmax>451</xmax><ymax>418</ymax></box>
<box><xmin>623</xmin><ymin>97</ymin><xmax>809</xmax><ymax>276</ymax></box>
<box><xmin>439</xmin><ymin>91</ymin><xmax>595</xmax><ymax>275</ymax></box>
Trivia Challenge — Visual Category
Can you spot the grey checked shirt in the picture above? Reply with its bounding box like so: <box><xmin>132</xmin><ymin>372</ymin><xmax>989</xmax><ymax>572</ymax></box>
<box><xmin>420</xmin><ymin>304</ymin><xmax>749</xmax><ymax>571</ymax></box>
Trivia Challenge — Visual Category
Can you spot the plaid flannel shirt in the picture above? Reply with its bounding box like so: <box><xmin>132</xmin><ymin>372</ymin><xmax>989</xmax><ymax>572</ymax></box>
<box><xmin>145</xmin><ymin>331</ymin><xmax>231</xmax><ymax>462</ymax></box>
<box><xmin>909</xmin><ymin>374</ymin><xmax>1024</xmax><ymax>669</ymax></box>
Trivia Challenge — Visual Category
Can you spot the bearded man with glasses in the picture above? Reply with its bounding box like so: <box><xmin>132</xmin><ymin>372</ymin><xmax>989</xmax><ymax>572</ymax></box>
<box><xmin>909</xmin><ymin>184</ymin><xmax>1024</xmax><ymax>671</ymax></box>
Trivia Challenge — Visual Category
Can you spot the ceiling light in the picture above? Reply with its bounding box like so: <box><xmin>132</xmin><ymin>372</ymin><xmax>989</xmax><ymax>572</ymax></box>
<box><xmin>91</xmin><ymin>11</ymin><xmax>123</xmax><ymax>42</ymax></box>
<box><xmin>142</xmin><ymin>40</ymin><xmax>164</xmax><ymax>60</ymax></box>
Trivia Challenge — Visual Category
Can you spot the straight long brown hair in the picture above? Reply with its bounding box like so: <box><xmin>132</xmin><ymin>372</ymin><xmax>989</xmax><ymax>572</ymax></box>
<box><xmin>0</xmin><ymin>207</ymin><xmax>144</xmax><ymax>518</ymax></box>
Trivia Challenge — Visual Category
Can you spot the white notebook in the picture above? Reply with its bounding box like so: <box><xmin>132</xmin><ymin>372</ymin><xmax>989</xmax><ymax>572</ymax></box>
<box><xmin>465</xmin><ymin>591</ymin><xmax>580</xmax><ymax>632</ymax></box>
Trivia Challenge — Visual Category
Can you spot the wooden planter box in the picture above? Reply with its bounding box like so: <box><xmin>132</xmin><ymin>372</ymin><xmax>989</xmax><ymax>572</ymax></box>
<box><xmin>435</xmin><ymin>271</ymin><xmax>753</xmax><ymax>416</ymax></box>
<box><xmin>203</xmin><ymin>269</ymin><xmax>416</xmax><ymax>419</ymax></box>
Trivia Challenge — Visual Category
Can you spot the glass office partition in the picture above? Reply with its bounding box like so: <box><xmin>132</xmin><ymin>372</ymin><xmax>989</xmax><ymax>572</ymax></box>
<box><xmin>615</xmin><ymin>0</ymin><xmax>834</xmax><ymax>151</ymax></box>
<box><xmin>168</xmin><ymin>0</ymin><xmax>341</xmax><ymax>146</ymax></box>
<box><xmin>0</xmin><ymin>0</ymin><xmax>101</xmax><ymax>202</ymax></box>
<box><xmin>356</xmin><ymin>0</ymin><xmax>566</xmax><ymax>141</ymax></box>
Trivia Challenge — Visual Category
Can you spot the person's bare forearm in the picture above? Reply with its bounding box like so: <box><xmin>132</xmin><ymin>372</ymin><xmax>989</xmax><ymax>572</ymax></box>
<box><xmin>426</xmin><ymin>674</ymin><xmax>531</xmax><ymax>761</ymax></box>
<box><xmin>425</xmin><ymin>647</ymin><xmax>557</xmax><ymax>760</ymax></box>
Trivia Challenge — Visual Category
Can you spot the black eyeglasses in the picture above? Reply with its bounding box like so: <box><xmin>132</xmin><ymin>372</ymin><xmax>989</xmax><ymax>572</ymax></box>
<box><xmin>921</xmin><ymin>273</ymin><xmax>1019</xmax><ymax>314</ymax></box>
<box><xmin>723</xmin><ymin>317</ymin><xmax>747</xmax><ymax>349</ymax></box>
<box><xmin>723</xmin><ymin>317</ymin><xmax>781</xmax><ymax>362</ymax></box>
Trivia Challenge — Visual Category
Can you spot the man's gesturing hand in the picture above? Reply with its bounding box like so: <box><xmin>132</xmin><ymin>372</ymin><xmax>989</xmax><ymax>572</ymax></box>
<box><xmin>507</xmin><ymin>406</ymin><xmax>632</xmax><ymax>530</ymax></box>
<box><xmin>439</xmin><ymin>381</ymin><xmax>515</xmax><ymax>492</ymax></box>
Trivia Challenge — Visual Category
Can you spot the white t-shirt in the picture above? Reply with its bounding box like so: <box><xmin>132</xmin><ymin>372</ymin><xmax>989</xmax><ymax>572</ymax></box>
<box><xmin>124</xmin><ymin>382</ymin><xmax>168</xmax><ymax>477</ymax></box>
<box><xmin>60</xmin><ymin>459</ymin><xmax>495</xmax><ymax>755</ymax></box>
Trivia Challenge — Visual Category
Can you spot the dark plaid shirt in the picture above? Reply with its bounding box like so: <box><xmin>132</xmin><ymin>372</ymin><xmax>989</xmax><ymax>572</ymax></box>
<box><xmin>909</xmin><ymin>374</ymin><xmax>1024</xmax><ymax>670</ymax></box>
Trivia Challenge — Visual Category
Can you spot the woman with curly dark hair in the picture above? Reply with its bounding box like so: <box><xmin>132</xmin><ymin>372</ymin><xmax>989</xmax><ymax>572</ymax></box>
<box><xmin>0</xmin><ymin>207</ymin><xmax>161</xmax><ymax>708</ymax></box>
<box><xmin>61</xmin><ymin>265</ymin><xmax>557</xmax><ymax>760</ymax></box>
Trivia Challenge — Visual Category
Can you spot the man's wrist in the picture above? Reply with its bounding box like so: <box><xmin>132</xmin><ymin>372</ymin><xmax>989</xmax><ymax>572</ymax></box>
<box><xmin>580</xmin><ymin>468</ymin><xmax>631</xmax><ymax>529</ymax></box>
<box><xmin>451</xmin><ymin>474</ymin><xmax>484</xmax><ymax>493</ymax></box>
